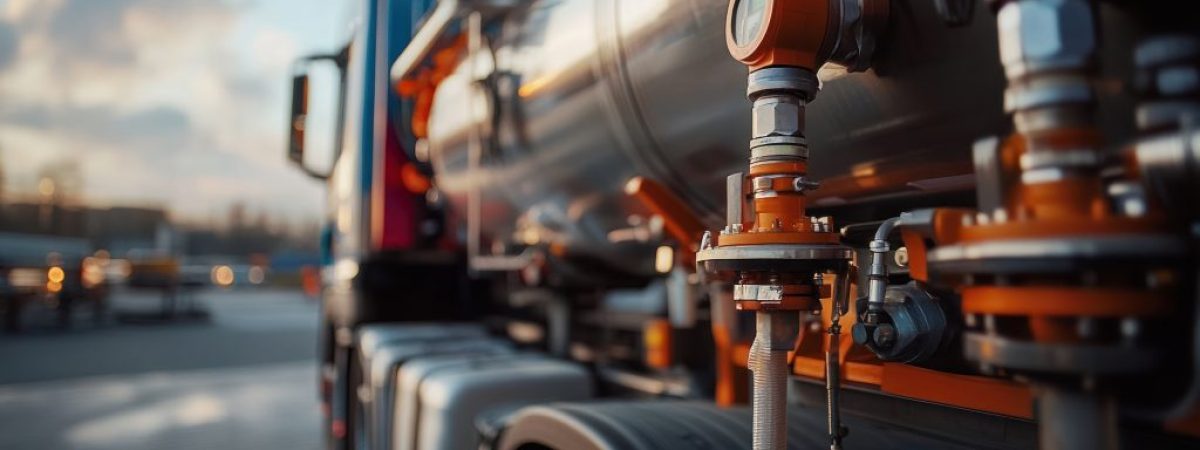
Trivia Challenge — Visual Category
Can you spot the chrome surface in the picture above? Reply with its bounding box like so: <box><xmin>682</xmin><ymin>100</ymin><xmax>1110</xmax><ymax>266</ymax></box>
<box><xmin>996</xmin><ymin>0</ymin><xmax>1095</xmax><ymax>80</ymax></box>
<box><xmin>727</xmin><ymin>172</ymin><xmax>745</xmax><ymax>228</ymax></box>
<box><xmin>733</xmin><ymin>284</ymin><xmax>785</xmax><ymax>302</ymax></box>
<box><xmin>928</xmin><ymin>235</ymin><xmax>1187</xmax><ymax>264</ymax></box>
<box><xmin>747</xmin><ymin>66</ymin><xmax>820</xmax><ymax>100</ymax></box>
<box><xmin>752</xmin><ymin>143</ymin><xmax>808</xmax><ymax>159</ymax></box>
<box><xmin>697</xmin><ymin>244</ymin><xmax>855</xmax><ymax>263</ymax></box>
<box><xmin>964</xmin><ymin>333</ymin><xmax>1160</xmax><ymax>374</ymax></box>
<box><xmin>424</xmin><ymin>0</ymin><xmax>1153</xmax><ymax>273</ymax></box>
<box><xmin>749</xmin><ymin>311</ymin><xmax>799</xmax><ymax>450</ymax></box>
<box><xmin>866</xmin><ymin>216</ymin><xmax>902</xmax><ymax>313</ymax></box>
<box><xmin>752</xmin><ymin>95</ymin><xmax>804</xmax><ymax>143</ymax></box>
<box><xmin>1136</xmin><ymin>126</ymin><xmax>1200</xmax><ymax>221</ymax></box>
<box><xmin>1134</xmin><ymin>34</ymin><xmax>1200</xmax><ymax>220</ymax></box>
<box><xmin>389</xmin><ymin>0</ymin><xmax>522</xmax><ymax>84</ymax></box>
<box><xmin>390</xmin><ymin>0</ymin><xmax>460</xmax><ymax>84</ymax></box>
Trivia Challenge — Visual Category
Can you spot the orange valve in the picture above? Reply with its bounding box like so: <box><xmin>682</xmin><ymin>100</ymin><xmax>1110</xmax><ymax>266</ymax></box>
<box><xmin>918</xmin><ymin>3</ymin><xmax>1197</xmax><ymax>449</ymax></box>
<box><xmin>700</xmin><ymin>2</ymin><xmax>889</xmax><ymax>449</ymax></box>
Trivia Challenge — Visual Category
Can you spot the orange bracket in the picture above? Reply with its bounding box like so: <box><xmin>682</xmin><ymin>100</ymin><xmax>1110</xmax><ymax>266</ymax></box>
<box><xmin>625</xmin><ymin>176</ymin><xmax>706</xmax><ymax>253</ymax></box>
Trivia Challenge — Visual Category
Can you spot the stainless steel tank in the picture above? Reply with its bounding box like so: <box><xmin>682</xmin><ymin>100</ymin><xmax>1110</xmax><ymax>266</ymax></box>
<box><xmin>425</xmin><ymin>0</ymin><xmax>1138</xmax><ymax>276</ymax></box>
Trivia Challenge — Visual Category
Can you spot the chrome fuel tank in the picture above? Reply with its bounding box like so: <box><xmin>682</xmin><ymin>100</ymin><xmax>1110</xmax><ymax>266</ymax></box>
<box><xmin>426</xmin><ymin>0</ymin><xmax>1138</xmax><ymax>276</ymax></box>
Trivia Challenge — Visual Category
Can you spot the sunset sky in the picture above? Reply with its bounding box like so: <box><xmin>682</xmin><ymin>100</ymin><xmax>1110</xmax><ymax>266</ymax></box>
<box><xmin>0</xmin><ymin>0</ymin><xmax>345</xmax><ymax>225</ymax></box>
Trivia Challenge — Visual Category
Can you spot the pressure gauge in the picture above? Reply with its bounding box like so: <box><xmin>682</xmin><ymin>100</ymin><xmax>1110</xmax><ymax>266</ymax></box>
<box><xmin>731</xmin><ymin>0</ymin><xmax>768</xmax><ymax>46</ymax></box>
<box><xmin>725</xmin><ymin>0</ymin><xmax>831</xmax><ymax>71</ymax></box>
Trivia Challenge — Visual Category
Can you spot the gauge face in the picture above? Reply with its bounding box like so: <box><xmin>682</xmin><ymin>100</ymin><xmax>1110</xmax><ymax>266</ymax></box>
<box><xmin>731</xmin><ymin>0</ymin><xmax>769</xmax><ymax>46</ymax></box>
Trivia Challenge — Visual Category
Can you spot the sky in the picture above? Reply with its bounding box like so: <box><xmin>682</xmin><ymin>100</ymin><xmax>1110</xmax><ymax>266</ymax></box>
<box><xmin>0</xmin><ymin>0</ymin><xmax>347</xmax><ymax>226</ymax></box>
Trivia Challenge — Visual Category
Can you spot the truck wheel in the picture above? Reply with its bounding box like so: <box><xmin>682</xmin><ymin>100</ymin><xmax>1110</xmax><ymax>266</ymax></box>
<box><xmin>497</xmin><ymin>401</ymin><xmax>767</xmax><ymax>450</ymax></box>
<box><xmin>497</xmin><ymin>400</ymin><xmax>981</xmax><ymax>450</ymax></box>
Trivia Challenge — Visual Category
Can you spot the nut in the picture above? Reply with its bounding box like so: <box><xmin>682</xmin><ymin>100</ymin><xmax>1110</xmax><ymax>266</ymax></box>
<box><xmin>752</xmin><ymin>95</ymin><xmax>803</xmax><ymax>139</ymax></box>
<box><xmin>996</xmin><ymin>0</ymin><xmax>1095</xmax><ymax>79</ymax></box>
<box><xmin>873</xmin><ymin>323</ymin><xmax>897</xmax><ymax>348</ymax></box>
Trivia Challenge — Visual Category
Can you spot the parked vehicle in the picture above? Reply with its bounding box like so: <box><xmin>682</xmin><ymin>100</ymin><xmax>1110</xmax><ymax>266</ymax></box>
<box><xmin>0</xmin><ymin>233</ymin><xmax>106</xmax><ymax>332</ymax></box>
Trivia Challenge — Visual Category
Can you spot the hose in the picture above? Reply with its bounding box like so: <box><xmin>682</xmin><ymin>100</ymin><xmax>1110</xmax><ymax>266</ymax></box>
<box><xmin>867</xmin><ymin>215</ymin><xmax>905</xmax><ymax>316</ymax></box>
<box><xmin>749</xmin><ymin>329</ymin><xmax>788</xmax><ymax>450</ymax></box>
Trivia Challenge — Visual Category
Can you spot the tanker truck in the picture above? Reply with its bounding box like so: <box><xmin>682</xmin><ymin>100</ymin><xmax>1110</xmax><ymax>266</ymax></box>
<box><xmin>286</xmin><ymin>1</ymin><xmax>1200</xmax><ymax>449</ymax></box>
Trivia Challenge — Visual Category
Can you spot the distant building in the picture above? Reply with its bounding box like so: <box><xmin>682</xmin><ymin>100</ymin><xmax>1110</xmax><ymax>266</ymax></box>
<box><xmin>0</xmin><ymin>202</ymin><xmax>170</xmax><ymax>257</ymax></box>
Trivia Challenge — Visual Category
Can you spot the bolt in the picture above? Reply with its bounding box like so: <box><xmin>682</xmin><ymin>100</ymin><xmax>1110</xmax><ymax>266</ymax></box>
<box><xmin>873</xmin><ymin>323</ymin><xmax>897</xmax><ymax>348</ymax></box>
<box><xmin>753</xmin><ymin>177</ymin><xmax>773</xmax><ymax>191</ymax></box>
<box><xmin>794</xmin><ymin>177</ymin><xmax>820</xmax><ymax>192</ymax></box>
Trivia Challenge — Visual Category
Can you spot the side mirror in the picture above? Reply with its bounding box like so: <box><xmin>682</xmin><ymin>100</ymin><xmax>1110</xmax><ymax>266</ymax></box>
<box><xmin>288</xmin><ymin>73</ymin><xmax>309</xmax><ymax>166</ymax></box>
<box><xmin>287</xmin><ymin>52</ymin><xmax>344</xmax><ymax>180</ymax></box>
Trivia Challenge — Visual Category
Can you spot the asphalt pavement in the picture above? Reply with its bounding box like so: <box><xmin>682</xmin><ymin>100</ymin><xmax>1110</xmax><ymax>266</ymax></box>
<box><xmin>0</xmin><ymin>287</ymin><xmax>322</xmax><ymax>450</ymax></box>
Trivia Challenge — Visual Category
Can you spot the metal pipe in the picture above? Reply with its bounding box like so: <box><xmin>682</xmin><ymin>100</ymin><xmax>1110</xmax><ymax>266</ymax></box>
<box><xmin>1036</xmin><ymin>386</ymin><xmax>1119</xmax><ymax>450</ymax></box>
<box><xmin>749</xmin><ymin>311</ymin><xmax>800</xmax><ymax>450</ymax></box>
<box><xmin>826</xmin><ymin>324</ymin><xmax>842</xmax><ymax>450</ymax></box>
<box><xmin>866</xmin><ymin>216</ymin><xmax>903</xmax><ymax>318</ymax></box>
<box><xmin>826</xmin><ymin>268</ymin><xmax>852</xmax><ymax>450</ymax></box>
<box><xmin>463</xmin><ymin>9</ymin><xmax>533</xmax><ymax>272</ymax></box>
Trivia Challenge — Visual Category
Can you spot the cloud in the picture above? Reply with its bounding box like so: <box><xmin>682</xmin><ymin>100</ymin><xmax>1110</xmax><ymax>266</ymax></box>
<box><xmin>1</xmin><ymin>103</ymin><xmax>190</xmax><ymax>145</ymax></box>
<box><xmin>0</xmin><ymin>19</ymin><xmax>16</xmax><ymax>70</ymax></box>
<box><xmin>9</xmin><ymin>0</ymin><xmax>235</xmax><ymax>77</ymax></box>
<box><xmin>44</xmin><ymin>0</ymin><xmax>141</xmax><ymax>67</ymax></box>
<box><xmin>0</xmin><ymin>0</ymin><xmax>325</xmax><ymax>223</ymax></box>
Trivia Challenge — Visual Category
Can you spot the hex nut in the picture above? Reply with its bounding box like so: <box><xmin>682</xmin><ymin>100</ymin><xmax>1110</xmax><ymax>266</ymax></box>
<box><xmin>752</xmin><ymin>96</ymin><xmax>803</xmax><ymax>139</ymax></box>
<box><xmin>997</xmin><ymin>0</ymin><xmax>1095</xmax><ymax>78</ymax></box>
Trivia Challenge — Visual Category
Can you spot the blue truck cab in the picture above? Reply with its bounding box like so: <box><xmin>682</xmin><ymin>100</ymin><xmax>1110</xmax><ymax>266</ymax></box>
<box><xmin>286</xmin><ymin>2</ymin><xmax>484</xmax><ymax>448</ymax></box>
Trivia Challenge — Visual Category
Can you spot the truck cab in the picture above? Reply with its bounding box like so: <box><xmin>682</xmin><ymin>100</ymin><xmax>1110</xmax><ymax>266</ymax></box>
<box><xmin>287</xmin><ymin>1</ymin><xmax>508</xmax><ymax>448</ymax></box>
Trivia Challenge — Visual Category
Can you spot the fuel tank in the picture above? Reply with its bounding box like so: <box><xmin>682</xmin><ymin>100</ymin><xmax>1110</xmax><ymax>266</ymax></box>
<box><xmin>425</xmin><ymin>0</ymin><xmax>1136</xmax><ymax>276</ymax></box>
